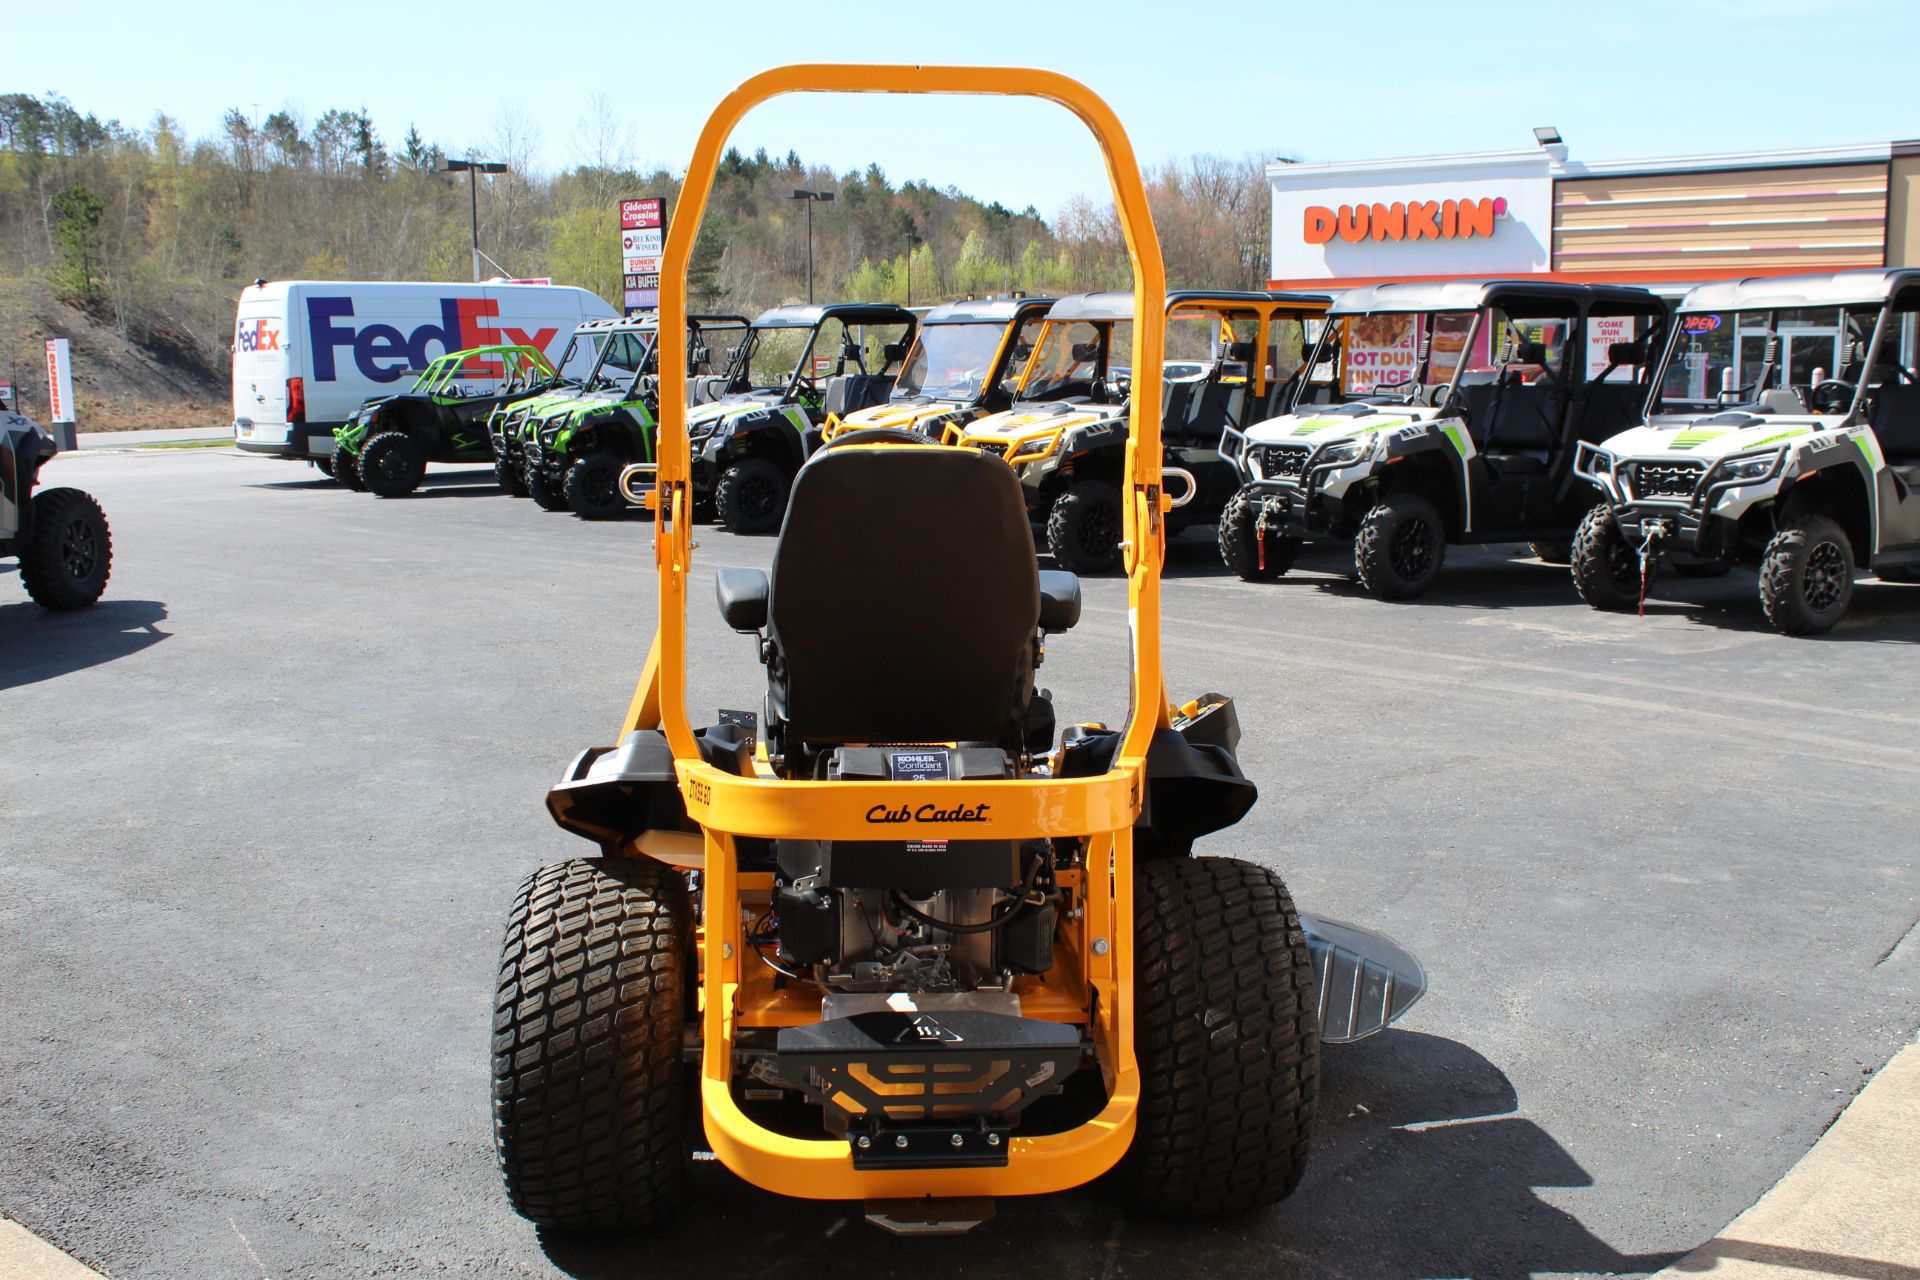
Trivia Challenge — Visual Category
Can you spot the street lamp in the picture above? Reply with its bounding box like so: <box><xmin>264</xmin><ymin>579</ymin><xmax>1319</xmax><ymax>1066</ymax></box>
<box><xmin>791</xmin><ymin>189</ymin><xmax>835</xmax><ymax>304</ymax></box>
<box><xmin>443</xmin><ymin>157</ymin><xmax>509</xmax><ymax>282</ymax></box>
<box><xmin>905</xmin><ymin>230</ymin><xmax>921</xmax><ymax>307</ymax></box>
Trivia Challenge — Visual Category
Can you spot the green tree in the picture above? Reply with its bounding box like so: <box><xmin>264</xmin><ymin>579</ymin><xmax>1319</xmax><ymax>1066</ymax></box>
<box><xmin>50</xmin><ymin>184</ymin><xmax>106</xmax><ymax>303</ymax></box>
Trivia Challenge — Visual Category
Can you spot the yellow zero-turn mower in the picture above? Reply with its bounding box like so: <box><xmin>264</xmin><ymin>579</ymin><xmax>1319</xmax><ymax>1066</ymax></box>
<box><xmin>490</xmin><ymin>64</ymin><xmax>1425</xmax><ymax>1238</ymax></box>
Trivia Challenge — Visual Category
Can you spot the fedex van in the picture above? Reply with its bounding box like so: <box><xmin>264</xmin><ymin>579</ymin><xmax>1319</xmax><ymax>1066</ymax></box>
<box><xmin>231</xmin><ymin>280</ymin><xmax>616</xmax><ymax>460</ymax></box>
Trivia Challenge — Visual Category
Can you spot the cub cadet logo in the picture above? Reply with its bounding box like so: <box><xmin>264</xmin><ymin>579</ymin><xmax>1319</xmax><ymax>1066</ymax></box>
<box><xmin>306</xmin><ymin>296</ymin><xmax>559</xmax><ymax>384</ymax></box>
<box><xmin>236</xmin><ymin>318</ymin><xmax>282</xmax><ymax>353</ymax></box>
<box><xmin>865</xmin><ymin>802</ymin><xmax>992</xmax><ymax>824</ymax></box>
<box><xmin>1304</xmin><ymin>197</ymin><xmax>1509</xmax><ymax>245</ymax></box>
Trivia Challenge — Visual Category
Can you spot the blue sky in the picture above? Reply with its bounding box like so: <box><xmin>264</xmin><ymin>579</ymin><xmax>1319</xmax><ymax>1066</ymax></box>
<box><xmin>12</xmin><ymin>0</ymin><xmax>1918</xmax><ymax>216</ymax></box>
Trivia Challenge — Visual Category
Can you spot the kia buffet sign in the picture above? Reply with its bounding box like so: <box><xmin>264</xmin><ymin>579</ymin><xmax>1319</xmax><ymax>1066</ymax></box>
<box><xmin>1268</xmin><ymin>150</ymin><xmax>1554</xmax><ymax>286</ymax></box>
<box><xmin>619</xmin><ymin>196</ymin><xmax>666</xmax><ymax>313</ymax></box>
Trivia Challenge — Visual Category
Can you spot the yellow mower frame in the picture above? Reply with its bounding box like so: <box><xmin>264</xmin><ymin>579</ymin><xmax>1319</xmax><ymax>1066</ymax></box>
<box><xmin>623</xmin><ymin>64</ymin><xmax>1169</xmax><ymax>1203</ymax></box>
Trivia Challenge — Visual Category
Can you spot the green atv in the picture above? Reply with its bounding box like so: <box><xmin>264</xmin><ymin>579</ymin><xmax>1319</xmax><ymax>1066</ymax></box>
<box><xmin>688</xmin><ymin>302</ymin><xmax>917</xmax><ymax>533</ymax></box>
<box><xmin>517</xmin><ymin>314</ymin><xmax>751</xmax><ymax>516</ymax></box>
<box><xmin>487</xmin><ymin>322</ymin><xmax>620</xmax><ymax>498</ymax></box>
<box><xmin>333</xmin><ymin>344</ymin><xmax>556</xmax><ymax>497</ymax></box>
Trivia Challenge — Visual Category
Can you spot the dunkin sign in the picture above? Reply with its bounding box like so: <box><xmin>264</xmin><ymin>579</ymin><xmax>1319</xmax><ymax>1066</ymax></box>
<box><xmin>1304</xmin><ymin>197</ymin><xmax>1510</xmax><ymax>245</ymax></box>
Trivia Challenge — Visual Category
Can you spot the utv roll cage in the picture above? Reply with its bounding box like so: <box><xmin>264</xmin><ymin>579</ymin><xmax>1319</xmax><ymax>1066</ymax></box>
<box><xmin>721</xmin><ymin>302</ymin><xmax>919</xmax><ymax>404</ymax></box>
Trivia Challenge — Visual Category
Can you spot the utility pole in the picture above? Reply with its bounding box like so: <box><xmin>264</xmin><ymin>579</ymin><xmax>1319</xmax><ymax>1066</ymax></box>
<box><xmin>444</xmin><ymin>158</ymin><xmax>509</xmax><ymax>281</ymax></box>
<box><xmin>791</xmin><ymin>189</ymin><xmax>835</xmax><ymax>304</ymax></box>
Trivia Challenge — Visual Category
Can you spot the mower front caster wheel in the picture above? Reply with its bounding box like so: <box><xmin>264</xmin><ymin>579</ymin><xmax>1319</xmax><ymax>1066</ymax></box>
<box><xmin>1122</xmin><ymin>856</ymin><xmax>1319</xmax><ymax>1217</ymax></box>
<box><xmin>493</xmin><ymin>856</ymin><xmax>693</xmax><ymax>1232</ymax></box>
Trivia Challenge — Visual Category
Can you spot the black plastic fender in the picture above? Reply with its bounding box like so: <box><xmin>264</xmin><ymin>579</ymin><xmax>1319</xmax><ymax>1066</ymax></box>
<box><xmin>547</xmin><ymin>726</ymin><xmax>755</xmax><ymax>851</ymax></box>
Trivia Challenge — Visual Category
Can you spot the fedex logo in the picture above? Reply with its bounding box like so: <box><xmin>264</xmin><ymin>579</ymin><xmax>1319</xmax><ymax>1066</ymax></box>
<box><xmin>306</xmin><ymin>296</ymin><xmax>560</xmax><ymax>383</ymax></box>
<box><xmin>237</xmin><ymin>318</ymin><xmax>283</xmax><ymax>353</ymax></box>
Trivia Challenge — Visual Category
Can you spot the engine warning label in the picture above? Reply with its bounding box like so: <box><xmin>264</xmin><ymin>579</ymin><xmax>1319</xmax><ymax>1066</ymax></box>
<box><xmin>887</xmin><ymin>751</ymin><xmax>951</xmax><ymax>781</ymax></box>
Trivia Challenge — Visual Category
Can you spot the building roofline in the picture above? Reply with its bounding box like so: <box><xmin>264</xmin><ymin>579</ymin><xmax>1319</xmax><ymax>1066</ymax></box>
<box><xmin>1267</xmin><ymin>140</ymin><xmax>1896</xmax><ymax>185</ymax></box>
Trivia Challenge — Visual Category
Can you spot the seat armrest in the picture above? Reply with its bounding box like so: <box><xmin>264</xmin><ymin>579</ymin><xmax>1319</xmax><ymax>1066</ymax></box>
<box><xmin>1037</xmin><ymin>569</ymin><xmax>1082</xmax><ymax>633</ymax></box>
<box><xmin>716</xmin><ymin>567</ymin><xmax>770</xmax><ymax>632</ymax></box>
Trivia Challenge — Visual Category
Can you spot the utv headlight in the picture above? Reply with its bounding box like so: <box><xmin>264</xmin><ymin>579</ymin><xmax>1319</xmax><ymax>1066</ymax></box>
<box><xmin>1319</xmin><ymin>436</ymin><xmax>1372</xmax><ymax>466</ymax></box>
<box><xmin>1584</xmin><ymin>447</ymin><xmax>1615</xmax><ymax>475</ymax></box>
<box><xmin>1715</xmin><ymin>448</ymin><xmax>1785</xmax><ymax>484</ymax></box>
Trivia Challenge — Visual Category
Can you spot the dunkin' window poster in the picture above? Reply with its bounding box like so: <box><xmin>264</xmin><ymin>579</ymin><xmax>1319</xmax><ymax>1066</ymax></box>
<box><xmin>1343</xmin><ymin>315</ymin><xmax>1417</xmax><ymax>393</ymax></box>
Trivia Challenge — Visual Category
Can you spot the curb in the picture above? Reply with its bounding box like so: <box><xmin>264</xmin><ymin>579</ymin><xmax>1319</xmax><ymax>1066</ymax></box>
<box><xmin>0</xmin><ymin>1219</ymin><xmax>106</xmax><ymax>1279</ymax></box>
<box><xmin>1656</xmin><ymin>1034</ymin><xmax>1920</xmax><ymax>1278</ymax></box>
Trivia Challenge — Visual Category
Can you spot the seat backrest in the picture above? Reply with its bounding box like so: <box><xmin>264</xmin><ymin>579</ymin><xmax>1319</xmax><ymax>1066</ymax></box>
<box><xmin>1182</xmin><ymin>381</ymin><xmax>1244</xmax><ymax>442</ymax></box>
<box><xmin>1576</xmin><ymin>382</ymin><xmax>1642</xmax><ymax>445</ymax></box>
<box><xmin>823</xmin><ymin>374</ymin><xmax>893</xmax><ymax>417</ymax></box>
<box><xmin>768</xmin><ymin>442</ymin><xmax>1039</xmax><ymax>748</ymax></box>
<box><xmin>1484</xmin><ymin>384</ymin><xmax>1559</xmax><ymax>453</ymax></box>
<box><xmin>1872</xmin><ymin>384</ymin><xmax>1920</xmax><ymax>464</ymax></box>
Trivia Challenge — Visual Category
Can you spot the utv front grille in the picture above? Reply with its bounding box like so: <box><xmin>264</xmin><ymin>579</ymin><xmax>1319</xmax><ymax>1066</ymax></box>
<box><xmin>1256</xmin><ymin>444</ymin><xmax>1311</xmax><ymax>479</ymax></box>
<box><xmin>1627</xmin><ymin>460</ymin><xmax>1706</xmax><ymax>501</ymax></box>
<box><xmin>973</xmin><ymin>441</ymin><xmax>1009</xmax><ymax>459</ymax></box>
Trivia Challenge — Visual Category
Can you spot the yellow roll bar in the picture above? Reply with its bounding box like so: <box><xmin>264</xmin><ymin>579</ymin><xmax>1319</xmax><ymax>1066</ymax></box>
<box><xmin>628</xmin><ymin>63</ymin><xmax>1170</xmax><ymax>1202</ymax></box>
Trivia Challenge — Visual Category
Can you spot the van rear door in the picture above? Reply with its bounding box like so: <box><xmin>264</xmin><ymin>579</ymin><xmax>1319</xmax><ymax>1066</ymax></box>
<box><xmin>233</xmin><ymin>299</ymin><xmax>290</xmax><ymax>445</ymax></box>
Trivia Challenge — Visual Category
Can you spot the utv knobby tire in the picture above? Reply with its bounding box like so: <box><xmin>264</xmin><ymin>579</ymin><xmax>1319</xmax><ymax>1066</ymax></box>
<box><xmin>19</xmin><ymin>487</ymin><xmax>111</xmax><ymax>610</ymax></box>
<box><xmin>1759</xmin><ymin>513</ymin><xmax>1854</xmax><ymax>636</ymax></box>
<box><xmin>715</xmin><ymin>458</ymin><xmax>789</xmax><ymax>535</ymax></box>
<box><xmin>1354</xmin><ymin>492</ymin><xmax>1445</xmax><ymax>600</ymax></box>
<box><xmin>1046</xmin><ymin>480</ymin><xmax>1125</xmax><ymax>574</ymax></box>
<box><xmin>1570</xmin><ymin>504</ymin><xmax>1642</xmax><ymax>612</ymax></box>
<box><xmin>1121</xmin><ymin>856</ymin><xmax>1319</xmax><ymax>1218</ymax></box>
<box><xmin>495</xmin><ymin>449</ymin><xmax>529</xmax><ymax>497</ymax></box>
<box><xmin>1527</xmin><ymin>539</ymin><xmax>1572</xmax><ymax>565</ymax></box>
<box><xmin>527</xmin><ymin>464</ymin><xmax>571</xmax><ymax>513</ymax></box>
<box><xmin>493</xmin><ymin>857</ymin><xmax>693</xmax><ymax>1232</ymax></box>
<box><xmin>331</xmin><ymin>445</ymin><xmax>366</xmax><ymax>491</ymax></box>
<box><xmin>1218</xmin><ymin>488</ymin><xmax>1296</xmax><ymax>582</ymax></box>
<box><xmin>564</xmin><ymin>452</ymin><xmax>627</xmax><ymax>521</ymax></box>
<box><xmin>359</xmin><ymin>431</ymin><xmax>425</xmax><ymax>498</ymax></box>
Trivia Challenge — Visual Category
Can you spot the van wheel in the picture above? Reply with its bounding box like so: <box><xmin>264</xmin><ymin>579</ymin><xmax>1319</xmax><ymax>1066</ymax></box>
<box><xmin>1218</xmin><ymin>488</ymin><xmax>1295</xmax><ymax>581</ymax></box>
<box><xmin>715</xmin><ymin>458</ymin><xmax>789</xmax><ymax>535</ymax></box>
<box><xmin>1121</xmin><ymin>856</ymin><xmax>1319</xmax><ymax>1217</ymax></box>
<box><xmin>1354</xmin><ymin>492</ymin><xmax>1445</xmax><ymax>599</ymax></box>
<box><xmin>495</xmin><ymin>450</ymin><xmax>529</xmax><ymax>497</ymax></box>
<box><xmin>1760</xmin><ymin>513</ymin><xmax>1854</xmax><ymax>636</ymax></box>
<box><xmin>19</xmin><ymin>487</ymin><xmax>112</xmax><ymax>610</ymax></box>
<box><xmin>564</xmin><ymin>452</ymin><xmax>627</xmax><ymax>520</ymax></box>
<box><xmin>493</xmin><ymin>857</ymin><xmax>693</xmax><ymax>1231</ymax></box>
<box><xmin>331</xmin><ymin>446</ymin><xmax>366</xmax><ymax>491</ymax></box>
<box><xmin>359</xmin><ymin>432</ymin><xmax>425</xmax><ymax>497</ymax></box>
<box><xmin>1046</xmin><ymin>480</ymin><xmax>1124</xmax><ymax>574</ymax></box>
<box><xmin>1570</xmin><ymin>504</ymin><xmax>1642</xmax><ymax>611</ymax></box>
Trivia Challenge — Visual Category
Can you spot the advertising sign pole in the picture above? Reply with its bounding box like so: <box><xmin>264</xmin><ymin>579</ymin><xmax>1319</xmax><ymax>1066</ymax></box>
<box><xmin>44</xmin><ymin>338</ymin><xmax>77</xmax><ymax>450</ymax></box>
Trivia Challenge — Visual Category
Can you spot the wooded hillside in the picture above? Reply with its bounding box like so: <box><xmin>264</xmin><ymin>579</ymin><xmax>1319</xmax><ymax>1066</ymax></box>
<box><xmin>0</xmin><ymin>92</ymin><xmax>1272</xmax><ymax>422</ymax></box>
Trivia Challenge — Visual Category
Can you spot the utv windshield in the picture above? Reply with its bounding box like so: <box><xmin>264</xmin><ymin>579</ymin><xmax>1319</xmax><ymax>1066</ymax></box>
<box><xmin>1302</xmin><ymin>310</ymin><xmax>1479</xmax><ymax>408</ymax></box>
<box><xmin>737</xmin><ymin>324</ymin><xmax>817</xmax><ymax>391</ymax></box>
<box><xmin>1018</xmin><ymin>320</ymin><xmax>1128</xmax><ymax>401</ymax></box>
<box><xmin>586</xmin><ymin>329</ymin><xmax>658</xmax><ymax>394</ymax></box>
<box><xmin>1651</xmin><ymin>305</ymin><xmax>1881</xmax><ymax>416</ymax></box>
<box><xmin>894</xmin><ymin>322</ymin><xmax>1006</xmax><ymax>401</ymax></box>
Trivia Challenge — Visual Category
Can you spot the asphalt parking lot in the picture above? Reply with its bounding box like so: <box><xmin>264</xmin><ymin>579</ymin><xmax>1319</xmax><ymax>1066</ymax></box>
<box><xmin>3</xmin><ymin>446</ymin><xmax>1917</xmax><ymax>1280</ymax></box>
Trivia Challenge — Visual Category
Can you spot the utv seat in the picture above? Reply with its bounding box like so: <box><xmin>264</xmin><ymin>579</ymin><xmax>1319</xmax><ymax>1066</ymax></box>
<box><xmin>1871</xmin><ymin>384</ymin><xmax>1920</xmax><ymax>467</ymax></box>
<box><xmin>716</xmin><ymin>433</ymin><xmax>1077</xmax><ymax>762</ymax></box>
<box><xmin>822</xmin><ymin>374</ymin><xmax>894</xmax><ymax>417</ymax></box>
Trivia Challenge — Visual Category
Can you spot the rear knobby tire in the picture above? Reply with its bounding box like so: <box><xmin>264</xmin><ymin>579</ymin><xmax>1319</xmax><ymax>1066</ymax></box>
<box><xmin>1353</xmin><ymin>491</ymin><xmax>1445</xmax><ymax>600</ymax></box>
<box><xmin>1122</xmin><ymin>856</ymin><xmax>1319</xmax><ymax>1218</ymax></box>
<box><xmin>331</xmin><ymin>445</ymin><xmax>366</xmax><ymax>491</ymax></box>
<box><xmin>359</xmin><ymin>431</ymin><xmax>425</xmax><ymax>498</ymax></box>
<box><xmin>563</xmin><ymin>452</ymin><xmax>627</xmax><ymax>520</ymax></box>
<box><xmin>19</xmin><ymin>487</ymin><xmax>112</xmax><ymax>610</ymax></box>
<box><xmin>492</xmin><ymin>857</ymin><xmax>693</xmax><ymax>1232</ymax></box>
<box><xmin>1759</xmin><ymin>513</ymin><xmax>1854</xmax><ymax>636</ymax></box>
<box><xmin>1218</xmin><ymin>488</ymin><xmax>1295</xmax><ymax>582</ymax></box>
<box><xmin>1527</xmin><ymin>539</ymin><xmax>1571</xmax><ymax>565</ymax></box>
<box><xmin>714</xmin><ymin>457</ymin><xmax>790</xmax><ymax>535</ymax></box>
<box><xmin>1046</xmin><ymin>480</ymin><xmax>1124</xmax><ymax>574</ymax></box>
<box><xmin>1570</xmin><ymin>504</ymin><xmax>1642</xmax><ymax>611</ymax></box>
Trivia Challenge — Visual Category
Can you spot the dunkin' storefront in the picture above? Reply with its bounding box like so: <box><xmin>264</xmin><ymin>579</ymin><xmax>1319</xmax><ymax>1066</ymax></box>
<box><xmin>1268</xmin><ymin>137</ymin><xmax>1920</xmax><ymax>390</ymax></box>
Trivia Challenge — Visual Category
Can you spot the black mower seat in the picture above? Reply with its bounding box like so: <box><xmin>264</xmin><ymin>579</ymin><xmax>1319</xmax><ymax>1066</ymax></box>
<box><xmin>767</xmin><ymin>439</ymin><xmax>1040</xmax><ymax>749</ymax></box>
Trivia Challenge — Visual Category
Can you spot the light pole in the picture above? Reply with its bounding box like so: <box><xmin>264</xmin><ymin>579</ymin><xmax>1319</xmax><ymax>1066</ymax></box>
<box><xmin>790</xmin><ymin>189</ymin><xmax>834</xmax><ymax>303</ymax></box>
<box><xmin>443</xmin><ymin>158</ymin><xmax>508</xmax><ymax>281</ymax></box>
<box><xmin>905</xmin><ymin>230</ymin><xmax>921</xmax><ymax>306</ymax></box>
